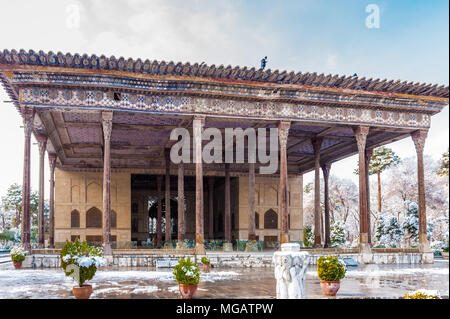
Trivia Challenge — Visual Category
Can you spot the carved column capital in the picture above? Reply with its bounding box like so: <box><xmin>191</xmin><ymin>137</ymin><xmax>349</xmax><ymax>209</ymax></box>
<box><xmin>278</xmin><ymin>121</ymin><xmax>291</xmax><ymax>148</ymax></box>
<box><xmin>353</xmin><ymin>126</ymin><xmax>370</xmax><ymax>152</ymax></box>
<box><xmin>101</xmin><ymin>112</ymin><xmax>113</xmax><ymax>141</ymax></box>
<box><xmin>321</xmin><ymin>163</ymin><xmax>331</xmax><ymax>180</ymax></box>
<box><xmin>36</xmin><ymin>134</ymin><xmax>48</xmax><ymax>155</ymax></box>
<box><xmin>312</xmin><ymin>137</ymin><xmax>323</xmax><ymax>155</ymax></box>
<box><xmin>22</xmin><ymin>107</ymin><xmax>35</xmax><ymax>137</ymax></box>
<box><xmin>411</xmin><ymin>129</ymin><xmax>428</xmax><ymax>155</ymax></box>
<box><xmin>48</xmin><ymin>153</ymin><xmax>57</xmax><ymax>169</ymax></box>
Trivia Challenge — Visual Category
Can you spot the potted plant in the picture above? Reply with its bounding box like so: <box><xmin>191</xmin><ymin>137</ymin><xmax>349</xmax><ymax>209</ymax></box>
<box><xmin>201</xmin><ymin>256</ymin><xmax>211</xmax><ymax>272</ymax></box>
<box><xmin>173</xmin><ymin>257</ymin><xmax>200</xmax><ymax>299</ymax></box>
<box><xmin>60</xmin><ymin>239</ymin><xmax>106</xmax><ymax>299</ymax></box>
<box><xmin>10</xmin><ymin>245</ymin><xmax>26</xmax><ymax>269</ymax></box>
<box><xmin>317</xmin><ymin>256</ymin><xmax>347</xmax><ymax>296</ymax></box>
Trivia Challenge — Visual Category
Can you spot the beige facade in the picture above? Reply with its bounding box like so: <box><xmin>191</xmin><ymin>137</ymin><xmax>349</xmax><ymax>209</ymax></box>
<box><xmin>54</xmin><ymin>170</ymin><xmax>131</xmax><ymax>245</ymax></box>
<box><xmin>54</xmin><ymin>170</ymin><xmax>303</xmax><ymax>244</ymax></box>
<box><xmin>237</xmin><ymin>175</ymin><xmax>303</xmax><ymax>241</ymax></box>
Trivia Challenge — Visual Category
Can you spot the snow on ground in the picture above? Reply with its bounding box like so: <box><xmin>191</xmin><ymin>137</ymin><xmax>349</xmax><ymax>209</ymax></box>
<box><xmin>0</xmin><ymin>265</ymin><xmax>447</xmax><ymax>299</ymax></box>
<box><xmin>0</xmin><ymin>269</ymin><xmax>241</xmax><ymax>298</ymax></box>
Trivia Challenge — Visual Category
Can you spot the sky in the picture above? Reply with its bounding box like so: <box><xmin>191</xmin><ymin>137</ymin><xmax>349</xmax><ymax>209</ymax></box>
<box><xmin>0</xmin><ymin>0</ymin><xmax>448</xmax><ymax>199</ymax></box>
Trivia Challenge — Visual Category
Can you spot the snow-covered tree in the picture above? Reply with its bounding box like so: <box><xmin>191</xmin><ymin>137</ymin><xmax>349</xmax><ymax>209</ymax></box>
<box><xmin>355</xmin><ymin>146</ymin><xmax>400</xmax><ymax>213</ymax></box>
<box><xmin>437</xmin><ymin>148</ymin><xmax>449</xmax><ymax>176</ymax></box>
<box><xmin>401</xmin><ymin>201</ymin><xmax>434</xmax><ymax>245</ymax></box>
<box><xmin>375</xmin><ymin>213</ymin><xmax>403</xmax><ymax>248</ymax></box>
<box><xmin>330</xmin><ymin>221</ymin><xmax>346</xmax><ymax>247</ymax></box>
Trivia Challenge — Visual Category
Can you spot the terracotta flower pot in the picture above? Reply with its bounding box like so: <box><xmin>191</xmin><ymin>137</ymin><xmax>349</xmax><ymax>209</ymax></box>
<box><xmin>320</xmin><ymin>281</ymin><xmax>341</xmax><ymax>296</ymax></box>
<box><xmin>72</xmin><ymin>284</ymin><xmax>93</xmax><ymax>299</ymax></box>
<box><xmin>13</xmin><ymin>262</ymin><xmax>22</xmax><ymax>269</ymax></box>
<box><xmin>178</xmin><ymin>284</ymin><xmax>198</xmax><ymax>299</ymax></box>
<box><xmin>202</xmin><ymin>263</ymin><xmax>211</xmax><ymax>272</ymax></box>
<box><xmin>442</xmin><ymin>252</ymin><xmax>449</xmax><ymax>260</ymax></box>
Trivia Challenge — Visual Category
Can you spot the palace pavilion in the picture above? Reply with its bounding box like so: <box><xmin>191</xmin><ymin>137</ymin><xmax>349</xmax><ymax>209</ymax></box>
<box><xmin>0</xmin><ymin>49</ymin><xmax>448</xmax><ymax>256</ymax></box>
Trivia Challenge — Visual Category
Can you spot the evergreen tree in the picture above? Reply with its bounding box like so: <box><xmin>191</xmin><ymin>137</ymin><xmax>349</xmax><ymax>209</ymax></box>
<box><xmin>375</xmin><ymin>213</ymin><xmax>403</xmax><ymax>248</ymax></box>
<box><xmin>330</xmin><ymin>221</ymin><xmax>346</xmax><ymax>247</ymax></box>
<box><xmin>437</xmin><ymin>148</ymin><xmax>449</xmax><ymax>176</ymax></box>
<box><xmin>303</xmin><ymin>225</ymin><xmax>314</xmax><ymax>247</ymax></box>
<box><xmin>354</xmin><ymin>146</ymin><xmax>400</xmax><ymax>212</ymax></box>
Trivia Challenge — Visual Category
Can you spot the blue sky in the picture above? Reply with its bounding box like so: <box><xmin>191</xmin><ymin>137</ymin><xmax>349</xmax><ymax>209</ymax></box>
<box><xmin>0</xmin><ymin>0</ymin><xmax>448</xmax><ymax>198</ymax></box>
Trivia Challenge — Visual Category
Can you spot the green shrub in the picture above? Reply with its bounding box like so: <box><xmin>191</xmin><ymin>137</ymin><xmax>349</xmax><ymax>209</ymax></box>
<box><xmin>173</xmin><ymin>257</ymin><xmax>200</xmax><ymax>285</ymax></box>
<box><xmin>317</xmin><ymin>256</ymin><xmax>346</xmax><ymax>281</ymax></box>
<box><xmin>201</xmin><ymin>256</ymin><xmax>210</xmax><ymax>265</ymax></box>
<box><xmin>60</xmin><ymin>239</ymin><xmax>105</xmax><ymax>287</ymax></box>
<box><xmin>404</xmin><ymin>289</ymin><xmax>440</xmax><ymax>299</ymax></box>
<box><xmin>303</xmin><ymin>226</ymin><xmax>314</xmax><ymax>247</ymax></box>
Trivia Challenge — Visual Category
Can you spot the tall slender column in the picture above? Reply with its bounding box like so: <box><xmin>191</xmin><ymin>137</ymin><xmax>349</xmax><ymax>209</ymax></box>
<box><xmin>156</xmin><ymin>175</ymin><xmax>163</xmax><ymax>247</ymax></box>
<box><xmin>177</xmin><ymin>162</ymin><xmax>186</xmax><ymax>243</ymax></box>
<box><xmin>48</xmin><ymin>154</ymin><xmax>56</xmax><ymax>248</ymax></box>
<box><xmin>102</xmin><ymin>112</ymin><xmax>113</xmax><ymax>255</ymax></box>
<box><xmin>365</xmin><ymin>148</ymin><xmax>373</xmax><ymax>245</ymax></box>
<box><xmin>354</xmin><ymin>126</ymin><xmax>370</xmax><ymax>250</ymax></box>
<box><xmin>193</xmin><ymin>116</ymin><xmax>206</xmax><ymax>254</ymax></box>
<box><xmin>224</xmin><ymin>163</ymin><xmax>232</xmax><ymax>249</ymax></box>
<box><xmin>248</xmin><ymin>163</ymin><xmax>256</xmax><ymax>240</ymax></box>
<box><xmin>312</xmin><ymin>137</ymin><xmax>323</xmax><ymax>247</ymax></box>
<box><xmin>164</xmin><ymin>149</ymin><xmax>172</xmax><ymax>242</ymax></box>
<box><xmin>411</xmin><ymin>130</ymin><xmax>430</xmax><ymax>252</ymax></box>
<box><xmin>208</xmin><ymin>176</ymin><xmax>214</xmax><ymax>239</ymax></box>
<box><xmin>279</xmin><ymin>121</ymin><xmax>291</xmax><ymax>244</ymax></box>
<box><xmin>321</xmin><ymin>163</ymin><xmax>331</xmax><ymax>248</ymax></box>
<box><xmin>36</xmin><ymin>134</ymin><xmax>47</xmax><ymax>248</ymax></box>
<box><xmin>21</xmin><ymin>107</ymin><xmax>34</xmax><ymax>253</ymax></box>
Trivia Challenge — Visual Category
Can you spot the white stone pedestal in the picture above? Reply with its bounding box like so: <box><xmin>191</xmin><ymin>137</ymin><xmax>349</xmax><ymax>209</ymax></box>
<box><xmin>273</xmin><ymin>243</ymin><xmax>310</xmax><ymax>299</ymax></box>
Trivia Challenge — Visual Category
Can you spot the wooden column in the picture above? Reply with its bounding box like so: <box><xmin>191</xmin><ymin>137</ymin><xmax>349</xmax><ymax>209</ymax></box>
<box><xmin>178</xmin><ymin>162</ymin><xmax>185</xmax><ymax>242</ymax></box>
<box><xmin>354</xmin><ymin>126</ymin><xmax>370</xmax><ymax>249</ymax></box>
<box><xmin>156</xmin><ymin>175</ymin><xmax>163</xmax><ymax>247</ymax></box>
<box><xmin>36</xmin><ymin>134</ymin><xmax>47</xmax><ymax>248</ymax></box>
<box><xmin>248</xmin><ymin>163</ymin><xmax>256</xmax><ymax>240</ymax></box>
<box><xmin>48</xmin><ymin>154</ymin><xmax>56</xmax><ymax>248</ymax></box>
<box><xmin>21</xmin><ymin>107</ymin><xmax>34</xmax><ymax>253</ymax></box>
<box><xmin>321</xmin><ymin>163</ymin><xmax>331</xmax><ymax>248</ymax></box>
<box><xmin>312</xmin><ymin>137</ymin><xmax>323</xmax><ymax>247</ymax></box>
<box><xmin>279</xmin><ymin>121</ymin><xmax>291</xmax><ymax>244</ymax></box>
<box><xmin>224</xmin><ymin>163</ymin><xmax>231</xmax><ymax>243</ymax></box>
<box><xmin>208</xmin><ymin>176</ymin><xmax>214</xmax><ymax>240</ymax></box>
<box><xmin>193</xmin><ymin>116</ymin><xmax>206</xmax><ymax>254</ymax></box>
<box><xmin>411</xmin><ymin>130</ymin><xmax>430</xmax><ymax>251</ymax></box>
<box><xmin>102</xmin><ymin>112</ymin><xmax>113</xmax><ymax>255</ymax></box>
<box><xmin>164</xmin><ymin>149</ymin><xmax>172</xmax><ymax>242</ymax></box>
<box><xmin>365</xmin><ymin>148</ymin><xmax>374</xmax><ymax>245</ymax></box>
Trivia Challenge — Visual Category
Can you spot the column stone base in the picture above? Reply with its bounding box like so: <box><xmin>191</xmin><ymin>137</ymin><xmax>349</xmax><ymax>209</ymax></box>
<box><xmin>223</xmin><ymin>243</ymin><xmax>233</xmax><ymax>252</ymax></box>
<box><xmin>194</xmin><ymin>243</ymin><xmax>206</xmax><ymax>255</ymax></box>
<box><xmin>176</xmin><ymin>241</ymin><xmax>188</xmax><ymax>250</ymax></box>
<box><xmin>419</xmin><ymin>234</ymin><xmax>432</xmax><ymax>253</ymax></box>
<box><xmin>422</xmin><ymin>252</ymin><xmax>434</xmax><ymax>264</ymax></box>
<box><xmin>280</xmin><ymin>233</ymin><xmax>290</xmax><ymax>245</ymax></box>
<box><xmin>359</xmin><ymin>242</ymin><xmax>373</xmax><ymax>264</ymax></box>
<box><xmin>103</xmin><ymin>243</ymin><xmax>113</xmax><ymax>255</ymax></box>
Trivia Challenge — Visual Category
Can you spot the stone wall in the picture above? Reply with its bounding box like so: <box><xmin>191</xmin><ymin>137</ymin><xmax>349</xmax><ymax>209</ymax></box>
<box><xmin>22</xmin><ymin>251</ymin><xmax>432</xmax><ymax>269</ymax></box>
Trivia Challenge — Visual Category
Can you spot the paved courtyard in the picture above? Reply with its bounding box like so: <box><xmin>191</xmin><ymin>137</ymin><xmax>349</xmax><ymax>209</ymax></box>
<box><xmin>0</xmin><ymin>260</ymin><xmax>448</xmax><ymax>299</ymax></box>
